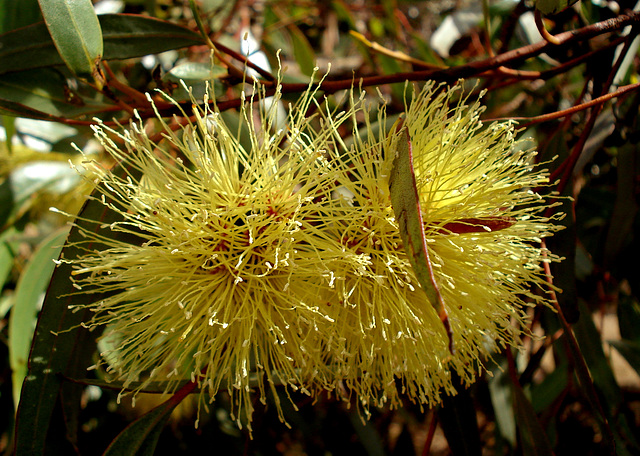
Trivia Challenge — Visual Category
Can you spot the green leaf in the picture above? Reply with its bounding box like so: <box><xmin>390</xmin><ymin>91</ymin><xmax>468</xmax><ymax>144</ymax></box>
<box><xmin>330</xmin><ymin>0</ymin><xmax>356</xmax><ymax>30</ymax></box>
<box><xmin>388</xmin><ymin>127</ymin><xmax>453</xmax><ymax>350</ymax></box>
<box><xmin>531</xmin><ymin>363</ymin><xmax>568</xmax><ymax>414</ymax></box>
<box><xmin>38</xmin><ymin>0</ymin><xmax>103</xmax><ymax>81</ymax></box>
<box><xmin>288</xmin><ymin>24</ymin><xmax>316</xmax><ymax>77</ymax></box>
<box><xmin>98</xmin><ymin>13</ymin><xmax>204</xmax><ymax>60</ymax></box>
<box><xmin>488</xmin><ymin>361</ymin><xmax>516</xmax><ymax>446</ymax></box>
<box><xmin>0</xmin><ymin>68</ymin><xmax>112</xmax><ymax>120</ymax></box>
<box><xmin>0</xmin><ymin>160</ymin><xmax>80</xmax><ymax>229</ymax></box>
<box><xmin>0</xmin><ymin>14</ymin><xmax>204</xmax><ymax>76</ymax></box>
<box><xmin>2</xmin><ymin>115</ymin><xmax>16</xmax><ymax>153</ymax></box>
<box><xmin>13</xmin><ymin>162</ymin><xmax>140</xmax><ymax>455</ymax></box>
<box><xmin>376</xmin><ymin>53</ymin><xmax>405</xmax><ymax>102</ymax></box>
<box><xmin>534</xmin><ymin>0</ymin><xmax>579</xmax><ymax>15</ymax></box>
<box><xmin>512</xmin><ymin>381</ymin><xmax>554</xmax><ymax>456</ymax></box>
<box><xmin>347</xmin><ymin>410</ymin><xmax>386</xmax><ymax>456</ymax></box>
<box><xmin>573</xmin><ymin>301</ymin><xmax>621</xmax><ymax>408</ymax></box>
<box><xmin>546</xmin><ymin>177</ymin><xmax>579</xmax><ymax>322</ymax></box>
<box><xmin>9</xmin><ymin>227</ymin><xmax>69</xmax><ymax>410</ymax></box>
<box><xmin>571</xmin><ymin>300</ymin><xmax>620</xmax><ymax>453</ymax></box>
<box><xmin>166</xmin><ymin>62</ymin><xmax>226</xmax><ymax>81</ymax></box>
<box><xmin>102</xmin><ymin>381</ymin><xmax>197</xmax><ymax>456</ymax></box>
<box><xmin>617</xmin><ymin>294</ymin><xmax>640</xmax><ymax>343</ymax></box>
<box><xmin>164</xmin><ymin>62</ymin><xmax>227</xmax><ymax>101</ymax></box>
<box><xmin>0</xmin><ymin>0</ymin><xmax>41</xmax><ymax>34</ymax></box>
<box><xmin>604</xmin><ymin>143</ymin><xmax>638</xmax><ymax>274</ymax></box>
<box><xmin>0</xmin><ymin>226</ymin><xmax>18</xmax><ymax>291</ymax></box>
<box><xmin>609</xmin><ymin>340</ymin><xmax>640</xmax><ymax>378</ymax></box>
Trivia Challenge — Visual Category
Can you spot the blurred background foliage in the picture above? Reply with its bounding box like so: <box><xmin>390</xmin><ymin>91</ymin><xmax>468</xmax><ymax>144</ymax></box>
<box><xmin>1</xmin><ymin>0</ymin><xmax>640</xmax><ymax>454</ymax></box>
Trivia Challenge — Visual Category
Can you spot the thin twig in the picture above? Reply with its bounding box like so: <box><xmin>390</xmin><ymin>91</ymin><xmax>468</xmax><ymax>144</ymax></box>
<box><xmin>147</xmin><ymin>10</ymin><xmax>640</xmax><ymax>118</ymax></box>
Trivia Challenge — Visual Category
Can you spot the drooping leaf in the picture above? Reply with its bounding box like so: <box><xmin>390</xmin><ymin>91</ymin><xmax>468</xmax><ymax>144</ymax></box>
<box><xmin>530</xmin><ymin>363</ymin><xmax>568</xmax><ymax>414</ymax></box>
<box><xmin>1</xmin><ymin>114</ymin><xmax>16</xmax><ymax>153</ymax></box>
<box><xmin>512</xmin><ymin>380</ymin><xmax>554</xmax><ymax>456</ymax></box>
<box><xmin>0</xmin><ymin>226</ymin><xmax>18</xmax><ymax>291</ymax></box>
<box><xmin>9</xmin><ymin>227</ymin><xmax>69</xmax><ymax>410</ymax></box>
<box><xmin>0</xmin><ymin>14</ymin><xmax>204</xmax><ymax>76</ymax></box>
<box><xmin>573</xmin><ymin>301</ymin><xmax>621</xmax><ymax>409</ymax></box>
<box><xmin>0</xmin><ymin>160</ymin><xmax>80</xmax><ymax>229</ymax></box>
<box><xmin>488</xmin><ymin>361</ymin><xmax>516</xmax><ymax>446</ymax></box>
<box><xmin>617</xmin><ymin>294</ymin><xmax>640</xmax><ymax>343</ymax></box>
<box><xmin>388</xmin><ymin>126</ymin><xmax>453</xmax><ymax>350</ymax></box>
<box><xmin>534</xmin><ymin>0</ymin><xmax>579</xmax><ymax>15</ymax></box>
<box><xmin>438</xmin><ymin>374</ymin><xmax>481</xmax><ymax>456</ymax></box>
<box><xmin>288</xmin><ymin>24</ymin><xmax>316</xmax><ymax>77</ymax></box>
<box><xmin>609</xmin><ymin>340</ymin><xmax>640</xmax><ymax>379</ymax></box>
<box><xmin>38</xmin><ymin>0</ymin><xmax>103</xmax><ymax>82</ymax></box>
<box><xmin>604</xmin><ymin>143</ymin><xmax>638</xmax><ymax>273</ymax></box>
<box><xmin>13</xmin><ymin>162</ymin><xmax>140</xmax><ymax>455</ymax></box>
<box><xmin>0</xmin><ymin>68</ymin><xmax>112</xmax><ymax>120</ymax></box>
<box><xmin>102</xmin><ymin>381</ymin><xmax>197</xmax><ymax>456</ymax></box>
<box><xmin>0</xmin><ymin>0</ymin><xmax>41</xmax><ymax>34</ymax></box>
<box><xmin>347</xmin><ymin>410</ymin><xmax>386</xmax><ymax>456</ymax></box>
<box><xmin>543</xmin><ymin>134</ymin><xmax>580</xmax><ymax>323</ymax></box>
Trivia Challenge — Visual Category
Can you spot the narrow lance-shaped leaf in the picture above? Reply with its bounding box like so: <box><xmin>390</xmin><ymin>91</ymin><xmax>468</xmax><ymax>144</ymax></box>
<box><xmin>13</xmin><ymin>162</ymin><xmax>141</xmax><ymax>455</ymax></box>
<box><xmin>38</xmin><ymin>0</ymin><xmax>103</xmax><ymax>84</ymax></box>
<box><xmin>9</xmin><ymin>228</ymin><xmax>70</xmax><ymax>410</ymax></box>
<box><xmin>534</xmin><ymin>0</ymin><xmax>579</xmax><ymax>14</ymax></box>
<box><xmin>388</xmin><ymin>124</ymin><xmax>454</xmax><ymax>352</ymax></box>
<box><xmin>0</xmin><ymin>14</ymin><xmax>205</xmax><ymax>76</ymax></box>
<box><xmin>102</xmin><ymin>380</ymin><xmax>198</xmax><ymax>456</ymax></box>
<box><xmin>512</xmin><ymin>378</ymin><xmax>555</xmax><ymax>456</ymax></box>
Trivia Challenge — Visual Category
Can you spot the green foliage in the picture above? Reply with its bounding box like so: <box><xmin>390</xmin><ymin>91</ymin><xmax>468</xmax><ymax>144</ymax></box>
<box><xmin>38</xmin><ymin>0</ymin><xmax>104</xmax><ymax>82</ymax></box>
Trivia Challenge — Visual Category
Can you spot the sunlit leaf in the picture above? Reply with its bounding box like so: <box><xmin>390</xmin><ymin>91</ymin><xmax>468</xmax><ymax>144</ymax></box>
<box><xmin>609</xmin><ymin>340</ymin><xmax>640</xmax><ymax>379</ymax></box>
<box><xmin>0</xmin><ymin>226</ymin><xmax>18</xmax><ymax>291</ymax></box>
<box><xmin>0</xmin><ymin>160</ymin><xmax>80</xmax><ymax>229</ymax></box>
<box><xmin>9</xmin><ymin>227</ymin><xmax>69</xmax><ymax>409</ymax></box>
<box><xmin>38</xmin><ymin>0</ymin><xmax>103</xmax><ymax>82</ymax></box>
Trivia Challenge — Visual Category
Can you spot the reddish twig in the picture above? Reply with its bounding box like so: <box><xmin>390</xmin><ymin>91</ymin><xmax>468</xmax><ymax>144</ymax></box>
<box><xmin>422</xmin><ymin>410</ymin><xmax>438</xmax><ymax>456</ymax></box>
<box><xmin>147</xmin><ymin>10</ymin><xmax>640</xmax><ymax>119</ymax></box>
<box><xmin>489</xmin><ymin>81</ymin><xmax>640</xmax><ymax>128</ymax></box>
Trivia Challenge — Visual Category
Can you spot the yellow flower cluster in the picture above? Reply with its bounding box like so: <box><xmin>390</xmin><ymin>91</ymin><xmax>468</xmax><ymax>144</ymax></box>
<box><xmin>68</xmin><ymin>78</ymin><xmax>560</xmax><ymax>428</ymax></box>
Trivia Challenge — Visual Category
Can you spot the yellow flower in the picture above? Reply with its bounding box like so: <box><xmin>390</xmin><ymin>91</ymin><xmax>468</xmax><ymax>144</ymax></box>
<box><xmin>67</xmin><ymin>77</ymin><xmax>560</xmax><ymax>429</ymax></box>
<box><xmin>69</xmin><ymin>81</ymin><xmax>354</xmax><ymax>428</ymax></box>
<box><xmin>318</xmin><ymin>83</ymin><xmax>561</xmax><ymax>413</ymax></box>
